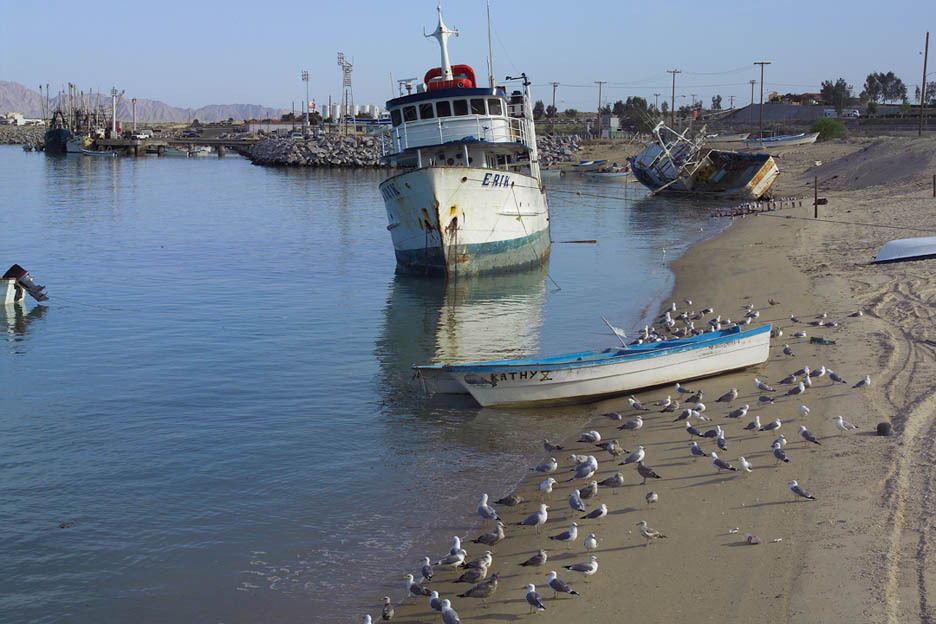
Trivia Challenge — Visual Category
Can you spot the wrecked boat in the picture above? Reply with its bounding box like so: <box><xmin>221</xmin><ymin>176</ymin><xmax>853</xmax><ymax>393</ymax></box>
<box><xmin>628</xmin><ymin>122</ymin><xmax>779</xmax><ymax>200</ymax></box>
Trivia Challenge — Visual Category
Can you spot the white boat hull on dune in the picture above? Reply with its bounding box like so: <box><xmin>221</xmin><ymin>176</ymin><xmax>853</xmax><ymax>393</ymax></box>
<box><xmin>381</xmin><ymin>166</ymin><xmax>550</xmax><ymax>276</ymax></box>
<box><xmin>416</xmin><ymin>324</ymin><xmax>771</xmax><ymax>407</ymax></box>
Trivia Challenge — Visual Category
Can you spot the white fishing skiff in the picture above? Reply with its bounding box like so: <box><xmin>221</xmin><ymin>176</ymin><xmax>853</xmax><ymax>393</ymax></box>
<box><xmin>414</xmin><ymin>324</ymin><xmax>772</xmax><ymax>407</ymax></box>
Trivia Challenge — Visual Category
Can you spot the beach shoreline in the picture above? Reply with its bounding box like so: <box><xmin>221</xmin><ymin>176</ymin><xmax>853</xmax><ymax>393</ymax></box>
<box><xmin>368</xmin><ymin>135</ymin><xmax>936</xmax><ymax>624</ymax></box>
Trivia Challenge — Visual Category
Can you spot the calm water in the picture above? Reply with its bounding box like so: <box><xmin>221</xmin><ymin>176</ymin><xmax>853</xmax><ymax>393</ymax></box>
<box><xmin>0</xmin><ymin>146</ymin><xmax>726</xmax><ymax>623</ymax></box>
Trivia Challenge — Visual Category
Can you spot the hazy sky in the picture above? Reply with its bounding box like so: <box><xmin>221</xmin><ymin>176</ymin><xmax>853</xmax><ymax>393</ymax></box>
<box><xmin>2</xmin><ymin>0</ymin><xmax>933</xmax><ymax>111</ymax></box>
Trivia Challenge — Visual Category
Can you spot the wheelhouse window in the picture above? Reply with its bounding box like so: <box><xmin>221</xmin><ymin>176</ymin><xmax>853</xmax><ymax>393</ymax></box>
<box><xmin>470</xmin><ymin>99</ymin><xmax>486</xmax><ymax>115</ymax></box>
<box><xmin>436</xmin><ymin>101</ymin><xmax>452</xmax><ymax>117</ymax></box>
<box><xmin>403</xmin><ymin>106</ymin><xmax>417</xmax><ymax>122</ymax></box>
<box><xmin>419</xmin><ymin>103</ymin><xmax>435</xmax><ymax>120</ymax></box>
<box><xmin>487</xmin><ymin>99</ymin><xmax>503</xmax><ymax>116</ymax></box>
<box><xmin>390</xmin><ymin>109</ymin><xmax>402</xmax><ymax>127</ymax></box>
<box><xmin>453</xmin><ymin>100</ymin><xmax>469</xmax><ymax>116</ymax></box>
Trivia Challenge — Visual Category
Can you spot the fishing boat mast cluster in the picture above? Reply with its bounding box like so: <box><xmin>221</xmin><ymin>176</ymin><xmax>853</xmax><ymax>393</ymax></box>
<box><xmin>378</xmin><ymin>6</ymin><xmax>550</xmax><ymax>277</ymax></box>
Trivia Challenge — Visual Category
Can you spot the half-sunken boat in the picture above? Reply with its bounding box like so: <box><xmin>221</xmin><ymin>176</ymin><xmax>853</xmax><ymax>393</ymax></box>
<box><xmin>378</xmin><ymin>6</ymin><xmax>549</xmax><ymax>277</ymax></box>
<box><xmin>629</xmin><ymin>122</ymin><xmax>779</xmax><ymax>199</ymax></box>
<box><xmin>414</xmin><ymin>323</ymin><xmax>771</xmax><ymax>407</ymax></box>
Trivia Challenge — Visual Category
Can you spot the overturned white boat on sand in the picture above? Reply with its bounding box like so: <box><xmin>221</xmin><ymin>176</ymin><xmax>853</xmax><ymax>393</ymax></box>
<box><xmin>629</xmin><ymin>122</ymin><xmax>779</xmax><ymax>200</ymax></box>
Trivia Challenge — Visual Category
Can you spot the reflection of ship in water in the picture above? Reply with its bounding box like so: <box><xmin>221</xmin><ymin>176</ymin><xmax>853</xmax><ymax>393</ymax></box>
<box><xmin>2</xmin><ymin>302</ymin><xmax>47</xmax><ymax>343</ymax></box>
<box><xmin>375</xmin><ymin>268</ymin><xmax>549</xmax><ymax>401</ymax></box>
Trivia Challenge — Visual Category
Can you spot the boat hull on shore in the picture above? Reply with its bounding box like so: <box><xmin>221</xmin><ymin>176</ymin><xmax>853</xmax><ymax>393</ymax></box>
<box><xmin>415</xmin><ymin>324</ymin><xmax>771</xmax><ymax>407</ymax></box>
<box><xmin>742</xmin><ymin>132</ymin><xmax>820</xmax><ymax>151</ymax></box>
<box><xmin>380</xmin><ymin>166</ymin><xmax>550</xmax><ymax>277</ymax></box>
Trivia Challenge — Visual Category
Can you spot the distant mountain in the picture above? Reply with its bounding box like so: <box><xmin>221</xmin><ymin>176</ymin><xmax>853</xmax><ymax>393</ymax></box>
<box><xmin>0</xmin><ymin>81</ymin><xmax>286</xmax><ymax>122</ymax></box>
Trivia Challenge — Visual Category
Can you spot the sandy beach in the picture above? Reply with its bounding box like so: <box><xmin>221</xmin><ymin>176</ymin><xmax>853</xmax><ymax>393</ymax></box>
<box><xmin>371</xmin><ymin>135</ymin><xmax>936</xmax><ymax>624</ymax></box>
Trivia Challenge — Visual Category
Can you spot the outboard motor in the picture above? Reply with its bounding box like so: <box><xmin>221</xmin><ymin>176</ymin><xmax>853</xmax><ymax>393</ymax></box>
<box><xmin>2</xmin><ymin>264</ymin><xmax>48</xmax><ymax>301</ymax></box>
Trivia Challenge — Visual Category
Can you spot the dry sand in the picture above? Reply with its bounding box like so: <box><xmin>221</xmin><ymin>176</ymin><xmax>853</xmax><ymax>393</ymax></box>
<box><xmin>372</xmin><ymin>135</ymin><xmax>936</xmax><ymax>623</ymax></box>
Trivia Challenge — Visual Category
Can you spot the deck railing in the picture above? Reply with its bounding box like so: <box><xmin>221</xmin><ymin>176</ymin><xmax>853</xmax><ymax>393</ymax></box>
<box><xmin>384</xmin><ymin>115</ymin><xmax>531</xmax><ymax>156</ymax></box>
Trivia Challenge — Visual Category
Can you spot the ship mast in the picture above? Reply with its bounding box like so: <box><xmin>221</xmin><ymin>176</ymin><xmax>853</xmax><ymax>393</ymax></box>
<box><xmin>425</xmin><ymin>4</ymin><xmax>458</xmax><ymax>80</ymax></box>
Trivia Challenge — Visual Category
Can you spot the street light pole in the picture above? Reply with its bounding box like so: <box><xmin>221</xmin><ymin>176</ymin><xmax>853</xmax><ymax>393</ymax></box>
<box><xmin>667</xmin><ymin>70</ymin><xmax>681</xmax><ymax>127</ymax></box>
<box><xmin>749</xmin><ymin>79</ymin><xmax>756</xmax><ymax>123</ymax></box>
<box><xmin>595</xmin><ymin>80</ymin><xmax>606</xmax><ymax>138</ymax></box>
<box><xmin>653</xmin><ymin>92</ymin><xmax>660</xmax><ymax>112</ymax></box>
<box><xmin>754</xmin><ymin>61</ymin><xmax>771</xmax><ymax>138</ymax></box>
<box><xmin>920</xmin><ymin>31</ymin><xmax>929</xmax><ymax>137</ymax></box>
<box><xmin>301</xmin><ymin>70</ymin><xmax>310</xmax><ymax>136</ymax></box>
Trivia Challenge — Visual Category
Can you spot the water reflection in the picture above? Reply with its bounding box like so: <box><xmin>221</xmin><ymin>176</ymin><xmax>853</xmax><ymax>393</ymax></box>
<box><xmin>1</xmin><ymin>302</ymin><xmax>47</xmax><ymax>349</ymax></box>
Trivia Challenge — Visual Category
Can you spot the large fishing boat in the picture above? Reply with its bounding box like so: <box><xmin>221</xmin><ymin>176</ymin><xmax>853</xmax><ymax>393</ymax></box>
<box><xmin>378</xmin><ymin>6</ymin><xmax>550</xmax><ymax>277</ymax></box>
<box><xmin>43</xmin><ymin>110</ymin><xmax>73</xmax><ymax>154</ymax></box>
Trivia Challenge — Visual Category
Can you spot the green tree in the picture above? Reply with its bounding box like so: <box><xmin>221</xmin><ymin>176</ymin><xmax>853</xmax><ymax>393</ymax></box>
<box><xmin>864</xmin><ymin>71</ymin><xmax>907</xmax><ymax>104</ymax></box>
<box><xmin>612</xmin><ymin>100</ymin><xmax>626</xmax><ymax>117</ymax></box>
<box><xmin>532</xmin><ymin>100</ymin><xmax>545</xmax><ymax>120</ymax></box>
<box><xmin>564</xmin><ymin>108</ymin><xmax>578</xmax><ymax>119</ymax></box>
<box><xmin>545</xmin><ymin>104</ymin><xmax>557</xmax><ymax>118</ymax></box>
<box><xmin>660</xmin><ymin>101</ymin><xmax>669</xmax><ymax>116</ymax></box>
<box><xmin>821</xmin><ymin>78</ymin><xmax>850</xmax><ymax>114</ymax></box>
<box><xmin>915</xmin><ymin>81</ymin><xmax>936</xmax><ymax>106</ymax></box>
<box><xmin>866</xmin><ymin>101</ymin><xmax>878</xmax><ymax>116</ymax></box>
<box><xmin>811</xmin><ymin>117</ymin><xmax>845</xmax><ymax>140</ymax></box>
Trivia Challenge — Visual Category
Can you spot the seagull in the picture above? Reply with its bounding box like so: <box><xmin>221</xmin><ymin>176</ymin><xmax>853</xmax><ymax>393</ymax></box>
<box><xmin>477</xmin><ymin>494</ymin><xmax>498</xmax><ymax>522</ymax></box>
<box><xmin>628</xmin><ymin>395</ymin><xmax>650</xmax><ymax>411</ymax></box>
<box><xmin>525</xmin><ymin>584</ymin><xmax>547</xmax><ymax>614</ymax></box>
<box><xmin>789</xmin><ymin>479</ymin><xmax>817</xmax><ymax>501</ymax></box>
<box><xmin>619</xmin><ymin>446</ymin><xmax>645</xmax><ymax>466</ymax></box>
<box><xmin>809</xmin><ymin>365</ymin><xmax>827</xmax><ymax>379</ymax></box>
<box><xmin>711</xmin><ymin>452</ymin><xmax>738</xmax><ymax>472</ymax></box>
<box><xmin>760</xmin><ymin>418</ymin><xmax>782</xmax><ymax>432</ymax></box>
<box><xmin>754</xmin><ymin>377</ymin><xmax>774</xmax><ymax>392</ymax></box>
<box><xmin>578</xmin><ymin>430</ymin><xmax>601</xmax><ymax>444</ymax></box>
<box><xmin>429</xmin><ymin>591</ymin><xmax>442</xmax><ymax>614</ymax></box>
<box><xmin>404</xmin><ymin>574</ymin><xmax>432</xmax><ymax>601</ymax></box>
<box><xmin>569</xmin><ymin>457</ymin><xmax>598</xmax><ymax>482</ymax></box>
<box><xmin>834</xmin><ymin>415</ymin><xmax>858</xmax><ymax>434</ymax></box>
<box><xmin>455</xmin><ymin>564</ymin><xmax>489</xmax><ymax>584</ymax></box>
<box><xmin>853</xmin><ymin>375</ymin><xmax>871</xmax><ymax>389</ymax></box>
<box><xmin>800</xmin><ymin>425</ymin><xmax>821</xmax><ymax>445</ymax></box>
<box><xmin>519</xmin><ymin>504</ymin><xmax>549</xmax><ymax>533</ymax></box>
<box><xmin>792</xmin><ymin>330</ymin><xmax>807</xmax><ymax>338</ymax></box>
<box><xmin>773</xmin><ymin>433</ymin><xmax>787</xmax><ymax>447</ymax></box>
<box><xmin>739</xmin><ymin>456</ymin><xmax>753</xmax><ymax>473</ymax></box>
<box><xmin>596</xmin><ymin>439</ymin><xmax>625</xmax><ymax>456</ymax></box>
<box><xmin>532</xmin><ymin>457</ymin><xmax>558</xmax><ymax>473</ymax></box>
<box><xmin>539</xmin><ymin>477</ymin><xmax>557</xmax><ymax>499</ymax></box>
<box><xmin>716</xmin><ymin>432</ymin><xmax>728</xmax><ymax>452</ymax></box>
<box><xmin>690</xmin><ymin>441</ymin><xmax>708</xmax><ymax>459</ymax></box>
<box><xmin>727</xmin><ymin>404</ymin><xmax>749</xmax><ymax>419</ymax></box>
<box><xmin>420</xmin><ymin>557</ymin><xmax>433</xmax><ymax>582</ymax></box>
<box><xmin>816</xmin><ymin>311</ymin><xmax>828</xmax><ymax>319</ymax></box>
<box><xmin>828</xmin><ymin>370</ymin><xmax>847</xmax><ymax>384</ymax></box>
<box><xmin>849</xmin><ymin>310</ymin><xmax>864</xmax><ymax>317</ymax></box>
<box><xmin>655</xmin><ymin>395</ymin><xmax>672</xmax><ymax>407</ymax></box>
<box><xmin>456</xmin><ymin>573</ymin><xmax>499</xmax><ymax>607</ymax></box>
<box><xmin>686</xmin><ymin>389</ymin><xmax>704</xmax><ymax>404</ymax></box>
<box><xmin>568</xmin><ymin>490</ymin><xmax>586</xmax><ymax>513</ymax></box>
<box><xmin>693</xmin><ymin>401</ymin><xmax>707</xmax><ymax>414</ymax></box>
<box><xmin>646</xmin><ymin>491</ymin><xmax>659</xmax><ymax>506</ymax></box>
<box><xmin>675</xmin><ymin>382</ymin><xmax>694</xmax><ymax>394</ymax></box>
<box><xmin>364</xmin><ymin>616</ymin><xmax>373</xmax><ymax>624</ymax></box>
<box><xmin>549</xmin><ymin>522</ymin><xmax>578</xmax><ymax>549</ymax></box>
<box><xmin>584</xmin><ymin>532</ymin><xmax>598</xmax><ymax>552</ymax></box>
<box><xmin>786</xmin><ymin>381</ymin><xmax>806</xmax><ymax>396</ymax></box>
<box><xmin>543</xmin><ymin>439</ymin><xmax>563</xmax><ymax>452</ymax></box>
<box><xmin>673</xmin><ymin>407</ymin><xmax>694</xmax><ymax>422</ymax></box>
<box><xmin>563</xmin><ymin>555</ymin><xmax>599</xmax><ymax>581</ymax></box>
<box><xmin>579</xmin><ymin>480</ymin><xmax>599</xmax><ymax>499</ymax></box>
<box><xmin>519</xmin><ymin>549</ymin><xmax>549</xmax><ymax>568</ymax></box>
<box><xmin>637</xmin><ymin>461</ymin><xmax>662</xmax><ymax>484</ymax></box>
<box><xmin>803</xmin><ymin>374</ymin><xmax>812</xmax><ymax>388</ymax></box>
<box><xmin>637</xmin><ymin>520</ymin><xmax>667</xmax><ymax>546</ymax></box>
<box><xmin>661</xmin><ymin>400</ymin><xmax>680</xmax><ymax>413</ymax></box>
<box><xmin>702</xmin><ymin>424</ymin><xmax>722</xmax><ymax>439</ymax></box>
<box><xmin>581</xmin><ymin>503</ymin><xmax>608</xmax><ymax>522</ymax></box>
<box><xmin>472</xmin><ymin>521</ymin><xmax>505</xmax><ymax>551</ymax></box>
<box><xmin>434</xmin><ymin>549</ymin><xmax>467</xmax><ymax>573</ymax></box>
<box><xmin>790</xmin><ymin>314</ymin><xmax>801</xmax><ymax>323</ymax></box>
<box><xmin>686</xmin><ymin>421</ymin><xmax>705</xmax><ymax>438</ymax></box>
<box><xmin>598</xmin><ymin>472</ymin><xmax>625</xmax><ymax>492</ymax></box>
<box><xmin>799</xmin><ymin>405</ymin><xmax>810</xmax><ymax>418</ymax></box>
<box><xmin>618</xmin><ymin>415</ymin><xmax>643</xmax><ymax>432</ymax></box>
<box><xmin>494</xmin><ymin>493</ymin><xmax>523</xmax><ymax>506</ymax></box>
<box><xmin>758</xmin><ymin>395</ymin><xmax>776</xmax><ymax>406</ymax></box>
<box><xmin>793</xmin><ymin>365</ymin><xmax>810</xmax><ymax>377</ymax></box>
<box><xmin>782</xmin><ymin>344</ymin><xmax>795</xmax><ymax>357</ymax></box>
<box><xmin>773</xmin><ymin>442</ymin><xmax>791</xmax><ymax>464</ymax></box>
<box><xmin>546</xmin><ymin>570</ymin><xmax>580</xmax><ymax>598</ymax></box>
<box><xmin>447</xmin><ymin>536</ymin><xmax>461</xmax><ymax>556</ymax></box>
<box><xmin>716</xmin><ymin>387</ymin><xmax>739</xmax><ymax>403</ymax></box>
<box><xmin>440</xmin><ymin>598</ymin><xmax>462</xmax><ymax>623</ymax></box>
<box><xmin>461</xmin><ymin>550</ymin><xmax>493</xmax><ymax>570</ymax></box>
<box><xmin>779</xmin><ymin>373</ymin><xmax>798</xmax><ymax>385</ymax></box>
<box><xmin>382</xmin><ymin>596</ymin><xmax>394</xmax><ymax>621</ymax></box>
<box><xmin>744</xmin><ymin>415</ymin><xmax>762</xmax><ymax>431</ymax></box>
<box><xmin>603</xmin><ymin>411</ymin><xmax>623</xmax><ymax>421</ymax></box>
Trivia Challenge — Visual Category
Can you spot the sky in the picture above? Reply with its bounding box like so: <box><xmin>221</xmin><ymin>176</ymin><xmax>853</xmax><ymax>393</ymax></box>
<box><xmin>1</xmin><ymin>0</ymin><xmax>934</xmax><ymax>112</ymax></box>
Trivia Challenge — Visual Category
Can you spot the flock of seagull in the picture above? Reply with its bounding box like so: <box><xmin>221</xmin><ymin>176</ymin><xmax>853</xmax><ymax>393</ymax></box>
<box><xmin>362</xmin><ymin>300</ymin><xmax>869</xmax><ymax>623</ymax></box>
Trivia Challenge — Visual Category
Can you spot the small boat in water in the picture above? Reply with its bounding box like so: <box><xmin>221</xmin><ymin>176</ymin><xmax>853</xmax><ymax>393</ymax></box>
<box><xmin>414</xmin><ymin>323</ymin><xmax>771</xmax><ymax>407</ymax></box>
<box><xmin>81</xmin><ymin>149</ymin><xmax>117</xmax><ymax>157</ymax></box>
<box><xmin>572</xmin><ymin>159</ymin><xmax>607</xmax><ymax>172</ymax></box>
<box><xmin>160</xmin><ymin>146</ymin><xmax>191</xmax><ymax>157</ymax></box>
<box><xmin>583</xmin><ymin>164</ymin><xmax>634</xmax><ymax>181</ymax></box>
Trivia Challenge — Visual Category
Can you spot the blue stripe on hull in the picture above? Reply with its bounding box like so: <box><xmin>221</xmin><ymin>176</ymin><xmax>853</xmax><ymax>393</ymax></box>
<box><xmin>395</xmin><ymin>229</ymin><xmax>550</xmax><ymax>277</ymax></box>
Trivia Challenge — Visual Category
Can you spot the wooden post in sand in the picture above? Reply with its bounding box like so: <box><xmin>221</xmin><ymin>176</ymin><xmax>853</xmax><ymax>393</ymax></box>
<box><xmin>814</xmin><ymin>176</ymin><xmax>818</xmax><ymax>218</ymax></box>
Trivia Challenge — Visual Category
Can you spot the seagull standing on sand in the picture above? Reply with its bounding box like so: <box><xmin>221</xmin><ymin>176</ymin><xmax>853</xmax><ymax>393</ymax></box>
<box><xmin>440</xmin><ymin>599</ymin><xmax>462</xmax><ymax>623</ymax></box>
<box><xmin>727</xmin><ymin>404</ymin><xmax>749</xmax><ymax>419</ymax></box>
<box><xmin>619</xmin><ymin>446</ymin><xmax>645</xmax><ymax>466</ymax></box>
<box><xmin>584</xmin><ymin>532</ymin><xmax>598</xmax><ymax>552</ymax></box>
<box><xmin>739</xmin><ymin>456</ymin><xmax>753</xmax><ymax>473</ymax></box>
<box><xmin>760</xmin><ymin>418</ymin><xmax>782</xmax><ymax>432</ymax></box>
<box><xmin>810</xmin><ymin>365</ymin><xmax>827</xmax><ymax>379</ymax></box>
<box><xmin>646</xmin><ymin>491</ymin><xmax>659</xmax><ymax>506</ymax></box>
<box><xmin>773</xmin><ymin>442</ymin><xmax>791</xmax><ymax>464</ymax></box>
<box><xmin>549</xmin><ymin>522</ymin><xmax>578</xmax><ymax>549</ymax></box>
<box><xmin>532</xmin><ymin>457</ymin><xmax>558</xmax><ymax>473</ymax></box>
<box><xmin>834</xmin><ymin>415</ymin><xmax>859</xmax><ymax>434</ymax></box>
<box><xmin>799</xmin><ymin>405</ymin><xmax>810</xmax><ymax>418</ymax></box>
<box><xmin>598</xmin><ymin>472</ymin><xmax>625</xmax><ymax>492</ymax></box>
<box><xmin>404</xmin><ymin>574</ymin><xmax>431</xmax><ymax>601</ymax></box>
<box><xmin>686</xmin><ymin>421</ymin><xmax>705</xmax><ymax>438</ymax></box>
<box><xmin>578</xmin><ymin>430</ymin><xmax>601</xmax><ymax>444</ymax></box>
<box><xmin>525</xmin><ymin>584</ymin><xmax>546</xmax><ymax>614</ymax></box>
<box><xmin>477</xmin><ymin>494</ymin><xmax>498</xmax><ymax>523</ymax></box>
<box><xmin>428</xmin><ymin>591</ymin><xmax>442</xmax><ymax>615</ymax></box>
<box><xmin>786</xmin><ymin>381</ymin><xmax>806</xmax><ymax>397</ymax></box>
<box><xmin>519</xmin><ymin>549</ymin><xmax>548</xmax><ymax>568</ymax></box>
<box><xmin>581</xmin><ymin>503</ymin><xmax>608</xmax><ymax>523</ymax></box>
<box><xmin>675</xmin><ymin>382</ymin><xmax>694</xmax><ymax>394</ymax></box>
<box><xmin>754</xmin><ymin>377</ymin><xmax>775</xmax><ymax>392</ymax></box>
<box><xmin>547</xmin><ymin>570</ymin><xmax>580</xmax><ymax>598</ymax></box>
<box><xmin>543</xmin><ymin>439</ymin><xmax>564</xmax><ymax>452</ymax></box>
<box><xmin>656</xmin><ymin>395</ymin><xmax>672</xmax><ymax>408</ymax></box>
<box><xmin>461</xmin><ymin>551</ymin><xmax>493</xmax><ymax>571</ymax></box>
<box><xmin>716</xmin><ymin>387</ymin><xmax>739</xmax><ymax>403</ymax></box>
<box><xmin>710</xmin><ymin>452</ymin><xmax>738</xmax><ymax>472</ymax></box>
<box><xmin>619</xmin><ymin>415</ymin><xmax>643</xmax><ymax>433</ymax></box>
<box><xmin>563</xmin><ymin>555</ymin><xmax>599</xmax><ymax>581</ymax></box>
<box><xmin>568</xmin><ymin>490</ymin><xmax>586</xmax><ymax>513</ymax></box>
<box><xmin>569</xmin><ymin>456</ymin><xmax>598</xmax><ymax>482</ymax></box>
<box><xmin>636</xmin><ymin>461</ymin><xmax>661</xmax><ymax>484</ymax></box>
<box><xmin>448</xmin><ymin>536</ymin><xmax>461</xmax><ymax>556</ymax></box>
<box><xmin>744</xmin><ymin>415</ymin><xmax>761</xmax><ymax>431</ymax></box>
<box><xmin>690</xmin><ymin>441</ymin><xmax>708</xmax><ymax>459</ymax></box>
<box><xmin>420</xmin><ymin>557</ymin><xmax>433</xmax><ymax>582</ymax></box>
<box><xmin>381</xmin><ymin>597</ymin><xmax>393</xmax><ymax>621</ymax></box>
<box><xmin>716</xmin><ymin>431</ymin><xmax>728</xmax><ymax>452</ymax></box>
<box><xmin>456</xmin><ymin>573</ymin><xmax>499</xmax><ymax>607</ymax></box>
<box><xmin>629</xmin><ymin>395</ymin><xmax>650</xmax><ymax>411</ymax></box>
<box><xmin>828</xmin><ymin>370</ymin><xmax>847</xmax><ymax>384</ymax></box>
<box><xmin>758</xmin><ymin>395</ymin><xmax>776</xmax><ymax>406</ymax></box>
<box><xmin>783</xmin><ymin>344</ymin><xmax>795</xmax><ymax>357</ymax></box>
<box><xmin>789</xmin><ymin>479</ymin><xmax>817</xmax><ymax>501</ymax></box>
<box><xmin>773</xmin><ymin>433</ymin><xmax>787</xmax><ymax>448</ymax></box>
<box><xmin>455</xmin><ymin>564</ymin><xmax>488</xmax><ymax>584</ymax></box>
<box><xmin>434</xmin><ymin>549</ymin><xmax>467</xmax><ymax>574</ymax></box>
<box><xmin>519</xmin><ymin>504</ymin><xmax>549</xmax><ymax>534</ymax></box>
<box><xmin>579</xmin><ymin>480</ymin><xmax>599</xmax><ymax>500</ymax></box>
<box><xmin>472</xmin><ymin>522</ymin><xmax>505</xmax><ymax>551</ymax></box>
<box><xmin>539</xmin><ymin>477</ymin><xmax>557</xmax><ymax>499</ymax></box>
<box><xmin>799</xmin><ymin>425</ymin><xmax>821</xmax><ymax>445</ymax></box>
<box><xmin>363</xmin><ymin>616</ymin><xmax>372</xmax><ymax>624</ymax></box>
<box><xmin>637</xmin><ymin>520</ymin><xmax>667</xmax><ymax>546</ymax></box>
<box><xmin>853</xmin><ymin>375</ymin><xmax>871</xmax><ymax>389</ymax></box>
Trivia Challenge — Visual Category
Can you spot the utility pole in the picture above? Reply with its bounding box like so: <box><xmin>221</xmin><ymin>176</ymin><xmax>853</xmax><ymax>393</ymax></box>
<box><xmin>302</xmin><ymin>70</ymin><xmax>310</xmax><ymax>136</ymax></box>
<box><xmin>690</xmin><ymin>93</ymin><xmax>696</xmax><ymax>109</ymax></box>
<box><xmin>920</xmin><ymin>31</ymin><xmax>929</xmax><ymax>137</ymax></box>
<box><xmin>749</xmin><ymin>80</ymin><xmax>756</xmax><ymax>123</ymax></box>
<box><xmin>729</xmin><ymin>95</ymin><xmax>735</xmax><ymax>109</ymax></box>
<box><xmin>754</xmin><ymin>61</ymin><xmax>771</xmax><ymax>138</ymax></box>
<box><xmin>132</xmin><ymin>98</ymin><xmax>136</xmax><ymax>131</ymax></box>
<box><xmin>653</xmin><ymin>92</ymin><xmax>661</xmax><ymax>112</ymax></box>
<box><xmin>551</xmin><ymin>82</ymin><xmax>560</xmax><ymax>110</ymax></box>
<box><xmin>667</xmin><ymin>70</ymin><xmax>681</xmax><ymax>127</ymax></box>
<box><xmin>595</xmin><ymin>80</ymin><xmax>606</xmax><ymax>138</ymax></box>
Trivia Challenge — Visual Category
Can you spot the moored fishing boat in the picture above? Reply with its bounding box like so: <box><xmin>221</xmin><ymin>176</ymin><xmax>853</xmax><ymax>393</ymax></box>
<box><xmin>43</xmin><ymin>110</ymin><xmax>73</xmax><ymax>154</ymax></box>
<box><xmin>378</xmin><ymin>6</ymin><xmax>550</xmax><ymax>277</ymax></box>
<box><xmin>414</xmin><ymin>324</ymin><xmax>771</xmax><ymax>407</ymax></box>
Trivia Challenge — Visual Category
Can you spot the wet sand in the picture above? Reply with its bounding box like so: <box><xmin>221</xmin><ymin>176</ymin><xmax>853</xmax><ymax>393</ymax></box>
<box><xmin>372</xmin><ymin>135</ymin><xmax>936</xmax><ymax>623</ymax></box>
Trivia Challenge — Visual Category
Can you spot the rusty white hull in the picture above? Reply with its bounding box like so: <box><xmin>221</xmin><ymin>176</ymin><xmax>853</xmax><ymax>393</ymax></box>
<box><xmin>415</xmin><ymin>324</ymin><xmax>771</xmax><ymax>407</ymax></box>
<box><xmin>380</xmin><ymin>166</ymin><xmax>550</xmax><ymax>277</ymax></box>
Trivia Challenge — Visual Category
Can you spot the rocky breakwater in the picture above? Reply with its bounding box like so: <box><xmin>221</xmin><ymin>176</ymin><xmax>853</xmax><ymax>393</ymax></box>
<box><xmin>238</xmin><ymin>131</ymin><xmax>580</xmax><ymax>169</ymax></box>
<box><xmin>0</xmin><ymin>125</ymin><xmax>44</xmax><ymax>146</ymax></box>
